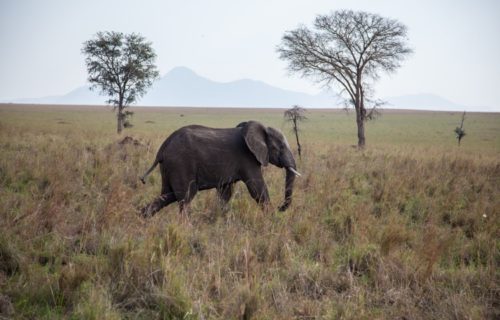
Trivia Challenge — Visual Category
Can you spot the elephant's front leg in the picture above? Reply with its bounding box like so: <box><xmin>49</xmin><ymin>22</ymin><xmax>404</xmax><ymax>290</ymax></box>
<box><xmin>244</xmin><ymin>177</ymin><xmax>270</xmax><ymax>210</ymax></box>
<box><xmin>175</xmin><ymin>180</ymin><xmax>198</xmax><ymax>221</ymax></box>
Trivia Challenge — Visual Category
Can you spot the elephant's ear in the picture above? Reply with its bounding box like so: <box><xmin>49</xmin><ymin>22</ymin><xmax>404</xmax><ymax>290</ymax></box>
<box><xmin>240</xmin><ymin>121</ymin><xmax>269</xmax><ymax>166</ymax></box>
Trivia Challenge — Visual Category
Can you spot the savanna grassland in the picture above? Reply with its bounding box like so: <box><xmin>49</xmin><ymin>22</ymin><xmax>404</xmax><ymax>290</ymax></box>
<box><xmin>0</xmin><ymin>104</ymin><xmax>499</xmax><ymax>319</ymax></box>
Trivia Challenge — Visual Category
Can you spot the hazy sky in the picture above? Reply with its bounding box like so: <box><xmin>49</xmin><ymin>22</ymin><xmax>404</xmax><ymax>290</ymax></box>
<box><xmin>1</xmin><ymin>0</ymin><xmax>499</xmax><ymax>110</ymax></box>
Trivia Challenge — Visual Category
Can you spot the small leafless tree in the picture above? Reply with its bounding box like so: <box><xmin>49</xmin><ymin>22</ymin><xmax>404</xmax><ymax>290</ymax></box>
<box><xmin>278</xmin><ymin>10</ymin><xmax>412</xmax><ymax>147</ymax></box>
<box><xmin>82</xmin><ymin>31</ymin><xmax>159</xmax><ymax>134</ymax></box>
<box><xmin>284</xmin><ymin>105</ymin><xmax>307</xmax><ymax>159</ymax></box>
<box><xmin>454</xmin><ymin>111</ymin><xmax>466</xmax><ymax>146</ymax></box>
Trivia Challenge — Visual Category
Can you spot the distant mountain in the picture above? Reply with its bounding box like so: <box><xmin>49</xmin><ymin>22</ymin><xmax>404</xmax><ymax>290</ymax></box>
<box><xmin>54</xmin><ymin>86</ymin><xmax>108</xmax><ymax>105</ymax></box>
<box><xmin>5</xmin><ymin>67</ymin><xmax>489</xmax><ymax>111</ymax></box>
<box><xmin>141</xmin><ymin>67</ymin><xmax>338</xmax><ymax>108</ymax></box>
<box><xmin>385</xmin><ymin>93</ymin><xmax>466</xmax><ymax>111</ymax></box>
<box><xmin>8</xmin><ymin>67</ymin><xmax>339</xmax><ymax>108</ymax></box>
<box><xmin>12</xmin><ymin>86</ymin><xmax>106</xmax><ymax>105</ymax></box>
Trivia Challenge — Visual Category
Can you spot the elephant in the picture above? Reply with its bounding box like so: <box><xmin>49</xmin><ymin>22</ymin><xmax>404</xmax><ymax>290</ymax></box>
<box><xmin>140</xmin><ymin>120</ymin><xmax>301</xmax><ymax>217</ymax></box>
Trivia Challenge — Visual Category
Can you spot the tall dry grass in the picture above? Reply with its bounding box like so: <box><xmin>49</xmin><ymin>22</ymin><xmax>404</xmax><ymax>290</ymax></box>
<box><xmin>0</xmin><ymin>106</ymin><xmax>499</xmax><ymax>319</ymax></box>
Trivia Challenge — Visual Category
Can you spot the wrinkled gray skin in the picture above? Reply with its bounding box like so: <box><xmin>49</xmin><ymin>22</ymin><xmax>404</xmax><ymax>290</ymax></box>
<box><xmin>140</xmin><ymin>121</ymin><xmax>299</xmax><ymax>217</ymax></box>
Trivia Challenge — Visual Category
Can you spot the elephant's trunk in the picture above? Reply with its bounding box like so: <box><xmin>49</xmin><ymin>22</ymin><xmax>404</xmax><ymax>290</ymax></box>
<box><xmin>278</xmin><ymin>167</ymin><xmax>297</xmax><ymax>211</ymax></box>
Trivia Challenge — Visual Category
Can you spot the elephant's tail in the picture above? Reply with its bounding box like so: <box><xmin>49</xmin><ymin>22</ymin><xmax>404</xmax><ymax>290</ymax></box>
<box><xmin>140</xmin><ymin>158</ymin><xmax>160</xmax><ymax>184</ymax></box>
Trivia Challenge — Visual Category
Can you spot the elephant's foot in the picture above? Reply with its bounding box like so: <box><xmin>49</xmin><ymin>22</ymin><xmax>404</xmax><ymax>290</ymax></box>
<box><xmin>140</xmin><ymin>194</ymin><xmax>176</xmax><ymax>218</ymax></box>
<box><xmin>140</xmin><ymin>203</ymin><xmax>158</xmax><ymax>218</ymax></box>
<box><xmin>141</xmin><ymin>200</ymin><xmax>165</xmax><ymax>218</ymax></box>
<box><xmin>278</xmin><ymin>199</ymin><xmax>291</xmax><ymax>212</ymax></box>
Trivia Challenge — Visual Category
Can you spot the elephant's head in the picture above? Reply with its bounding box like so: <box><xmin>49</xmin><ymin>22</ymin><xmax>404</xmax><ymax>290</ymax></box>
<box><xmin>238</xmin><ymin>121</ymin><xmax>300</xmax><ymax>211</ymax></box>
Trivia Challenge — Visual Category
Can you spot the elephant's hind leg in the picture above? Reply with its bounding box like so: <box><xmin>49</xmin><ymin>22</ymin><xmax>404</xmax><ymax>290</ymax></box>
<box><xmin>217</xmin><ymin>183</ymin><xmax>233</xmax><ymax>212</ymax></box>
<box><xmin>217</xmin><ymin>183</ymin><xmax>233</xmax><ymax>203</ymax></box>
<box><xmin>141</xmin><ymin>193</ymin><xmax>176</xmax><ymax>218</ymax></box>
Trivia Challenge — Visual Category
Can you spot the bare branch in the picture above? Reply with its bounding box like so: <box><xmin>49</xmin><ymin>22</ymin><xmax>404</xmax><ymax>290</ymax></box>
<box><xmin>278</xmin><ymin>10</ymin><xmax>411</xmax><ymax>147</ymax></box>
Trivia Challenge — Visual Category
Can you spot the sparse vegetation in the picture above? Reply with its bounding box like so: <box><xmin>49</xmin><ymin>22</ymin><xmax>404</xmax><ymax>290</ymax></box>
<box><xmin>284</xmin><ymin>105</ymin><xmax>307</xmax><ymax>159</ymax></box>
<box><xmin>0</xmin><ymin>105</ymin><xmax>499</xmax><ymax>319</ymax></box>
<box><xmin>455</xmin><ymin>111</ymin><xmax>467</xmax><ymax>146</ymax></box>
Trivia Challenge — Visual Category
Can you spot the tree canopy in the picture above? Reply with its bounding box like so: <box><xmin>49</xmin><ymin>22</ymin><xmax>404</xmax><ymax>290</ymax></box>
<box><xmin>82</xmin><ymin>31</ymin><xmax>159</xmax><ymax>133</ymax></box>
<box><xmin>278</xmin><ymin>10</ymin><xmax>412</xmax><ymax>147</ymax></box>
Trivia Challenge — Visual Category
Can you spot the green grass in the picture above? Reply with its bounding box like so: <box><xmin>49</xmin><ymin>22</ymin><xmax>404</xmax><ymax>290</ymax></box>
<box><xmin>2</xmin><ymin>105</ymin><xmax>498</xmax><ymax>151</ymax></box>
<box><xmin>0</xmin><ymin>104</ymin><xmax>499</xmax><ymax>319</ymax></box>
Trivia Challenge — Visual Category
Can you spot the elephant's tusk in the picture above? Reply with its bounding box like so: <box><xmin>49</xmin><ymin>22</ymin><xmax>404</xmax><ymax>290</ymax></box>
<box><xmin>288</xmin><ymin>167</ymin><xmax>302</xmax><ymax>177</ymax></box>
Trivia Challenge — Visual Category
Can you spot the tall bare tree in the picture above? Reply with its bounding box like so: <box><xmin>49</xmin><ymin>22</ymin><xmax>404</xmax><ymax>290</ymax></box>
<box><xmin>82</xmin><ymin>31</ymin><xmax>159</xmax><ymax>134</ymax></box>
<box><xmin>278</xmin><ymin>10</ymin><xmax>412</xmax><ymax>147</ymax></box>
<box><xmin>284</xmin><ymin>105</ymin><xmax>307</xmax><ymax>159</ymax></box>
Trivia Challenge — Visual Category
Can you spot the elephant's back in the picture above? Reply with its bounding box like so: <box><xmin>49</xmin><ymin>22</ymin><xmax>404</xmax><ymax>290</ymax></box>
<box><xmin>159</xmin><ymin>125</ymin><xmax>243</xmax><ymax>159</ymax></box>
<box><xmin>172</xmin><ymin>125</ymin><xmax>239</xmax><ymax>144</ymax></box>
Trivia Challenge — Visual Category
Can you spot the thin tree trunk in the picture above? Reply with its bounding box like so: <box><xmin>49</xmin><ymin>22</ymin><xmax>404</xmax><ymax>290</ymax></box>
<box><xmin>356</xmin><ymin>108</ymin><xmax>365</xmax><ymax>148</ymax></box>
<box><xmin>355</xmin><ymin>78</ymin><xmax>366</xmax><ymax>148</ymax></box>
<box><xmin>295</xmin><ymin>131</ymin><xmax>302</xmax><ymax>159</ymax></box>
<box><xmin>458</xmin><ymin>111</ymin><xmax>465</xmax><ymax>146</ymax></box>
<box><xmin>355</xmin><ymin>97</ymin><xmax>366</xmax><ymax>148</ymax></box>
<box><xmin>117</xmin><ymin>92</ymin><xmax>125</xmax><ymax>134</ymax></box>
<box><xmin>293</xmin><ymin>118</ymin><xmax>302</xmax><ymax>159</ymax></box>
<box><xmin>117</xmin><ymin>105</ymin><xmax>124</xmax><ymax>134</ymax></box>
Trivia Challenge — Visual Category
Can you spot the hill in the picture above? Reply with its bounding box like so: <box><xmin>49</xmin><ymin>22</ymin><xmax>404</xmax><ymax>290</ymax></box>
<box><xmin>140</xmin><ymin>66</ymin><xmax>338</xmax><ymax>108</ymax></box>
<box><xmin>10</xmin><ymin>67</ymin><xmax>339</xmax><ymax>108</ymax></box>
<box><xmin>6</xmin><ymin>67</ymin><xmax>488</xmax><ymax>111</ymax></box>
<box><xmin>385</xmin><ymin>93</ymin><xmax>466</xmax><ymax>111</ymax></box>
